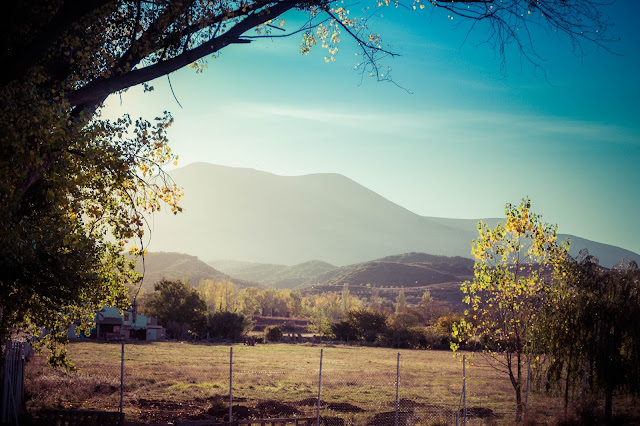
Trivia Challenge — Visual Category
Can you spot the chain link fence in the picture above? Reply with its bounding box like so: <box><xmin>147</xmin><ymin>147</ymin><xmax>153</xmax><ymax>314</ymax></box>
<box><xmin>226</xmin><ymin>347</ymin><xmax>505</xmax><ymax>426</ymax></box>
<box><xmin>26</xmin><ymin>342</ymin><xmax>543</xmax><ymax>425</ymax></box>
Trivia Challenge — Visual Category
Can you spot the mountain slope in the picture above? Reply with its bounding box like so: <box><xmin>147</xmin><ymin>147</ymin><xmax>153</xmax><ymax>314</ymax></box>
<box><xmin>319</xmin><ymin>262</ymin><xmax>461</xmax><ymax>288</ymax></box>
<box><xmin>209</xmin><ymin>259</ymin><xmax>337</xmax><ymax>289</ymax></box>
<box><xmin>207</xmin><ymin>260</ymin><xmax>288</xmax><ymax>283</ymax></box>
<box><xmin>143</xmin><ymin>163</ymin><xmax>639</xmax><ymax>267</ymax></box>
<box><xmin>135</xmin><ymin>252</ymin><xmax>255</xmax><ymax>291</ymax></box>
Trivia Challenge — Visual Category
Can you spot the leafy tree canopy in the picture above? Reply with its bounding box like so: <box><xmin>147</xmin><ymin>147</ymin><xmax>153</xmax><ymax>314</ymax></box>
<box><xmin>0</xmin><ymin>0</ymin><xmax>612</xmax><ymax>365</ymax></box>
<box><xmin>343</xmin><ymin>308</ymin><xmax>389</xmax><ymax>342</ymax></box>
<box><xmin>207</xmin><ymin>311</ymin><xmax>253</xmax><ymax>340</ymax></box>
<box><xmin>539</xmin><ymin>251</ymin><xmax>640</xmax><ymax>421</ymax></box>
<box><xmin>143</xmin><ymin>279</ymin><xmax>207</xmax><ymax>339</ymax></box>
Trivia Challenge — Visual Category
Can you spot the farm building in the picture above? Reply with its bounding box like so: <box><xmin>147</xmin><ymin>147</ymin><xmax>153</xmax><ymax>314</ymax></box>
<box><xmin>67</xmin><ymin>307</ymin><xmax>165</xmax><ymax>340</ymax></box>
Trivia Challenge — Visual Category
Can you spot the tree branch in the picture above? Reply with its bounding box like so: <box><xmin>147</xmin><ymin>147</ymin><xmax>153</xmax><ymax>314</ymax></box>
<box><xmin>68</xmin><ymin>0</ymin><xmax>301</xmax><ymax>108</ymax></box>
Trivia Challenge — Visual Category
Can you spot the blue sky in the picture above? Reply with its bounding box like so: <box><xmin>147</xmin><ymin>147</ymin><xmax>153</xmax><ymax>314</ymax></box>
<box><xmin>104</xmin><ymin>1</ymin><xmax>640</xmax><ymax>255</ymax></box>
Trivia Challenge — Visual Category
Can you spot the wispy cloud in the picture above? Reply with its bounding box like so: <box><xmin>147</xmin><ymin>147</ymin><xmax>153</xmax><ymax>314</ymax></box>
<box><xmin>212</xmin><ymin>101</ymin><xmax>640</xmax><ymax>150</ymax></box>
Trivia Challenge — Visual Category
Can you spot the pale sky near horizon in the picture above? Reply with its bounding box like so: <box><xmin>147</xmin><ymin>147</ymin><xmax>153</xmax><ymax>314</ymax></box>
<box><xmin>103</xmin><ymin>1</ymin><xmax>640</xmax><ymax>255</ymax></box>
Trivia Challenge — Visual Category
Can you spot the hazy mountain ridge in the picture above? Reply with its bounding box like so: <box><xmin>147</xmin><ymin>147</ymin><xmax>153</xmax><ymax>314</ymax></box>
<box><xmin>208</xmin><ymin>259</ymin><xmax>337</xmax><ymax>289</ymax></box>
<box><xmin>318</xmin><ymin>262</ymin><xmax>462</xmax><ymax>288</ymax></box>
<box><xmin>207</xmin><ymin>259</ymin><xmax>288</xmax><ymax>283</ymax></box>
<box><xmin>209</xmin><ymin>251</ymin><xmax>474</xmax><ymax>292</ymax></box>
<box><xmin>136</xmin><ymin>252</ymin><xmax>258</xmax><ymax>291</ymax></box>
<box><xmin>300</xmin><ymin>252</ymin><xmax>474</xmax><ymax>290</ymax></box>
<box><xmin>144</xmin><ymin>162</ymin><xmax>639</xmax><ymax>268</ymax></box>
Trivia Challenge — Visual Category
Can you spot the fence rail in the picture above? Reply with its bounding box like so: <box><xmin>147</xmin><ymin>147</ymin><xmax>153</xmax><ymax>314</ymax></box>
<box><xmin>2</xmin><ymin>339</ymin><xmax>33</xmax><ymax>424</ymax></box>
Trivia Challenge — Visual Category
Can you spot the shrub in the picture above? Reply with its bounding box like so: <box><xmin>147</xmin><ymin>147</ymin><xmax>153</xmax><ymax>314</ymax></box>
<box><xmin>344</xmin><ymin>308</ymin><xmax>389</xmax><ymax>343</ymax></box>
<box><xmin>332</xmin><ymin>320</ymin><xmax>360</xmax><ymax>342</ymax></box>
<box><xmin>264</xmin><ymin>325</ymin><xmax>283</xmax><ymax>342</ymax></box>
<box><xmin>207</xmin><ymin>312</ymin><xmax>253</xmax><ymax>340</ymax></box>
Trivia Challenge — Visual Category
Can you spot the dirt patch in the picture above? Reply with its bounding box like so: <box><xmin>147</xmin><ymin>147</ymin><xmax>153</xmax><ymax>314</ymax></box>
<box><xmin>207</xmin><ymin>403</ymin><xmax>257</xmax><ymax>421</ymax></box>
<box><xmin>297</xmin><ymin>397</ymin><xmax>318</xmax><ymax>406</ymax></box>
<box><xmin>365</xmin><ymin>411</ymin><xmax>418</xmax><ymax>426</ymax></box>
<box><xmin>297</xmin><ymin>398</ymin><xmax>363</xmax><ymax>413</ymax></box>
<box><xmin>131</xmin><ymin>398</ymin><xmax>206</xmax><ymax>422</ymax></box>
<box><xmin>256</xmin><ymin>400</ymin><xmax>301</xmax><ymax>417</ymax></box>
<box><xmin>397</xmin><ymin>398</ymin><xmax>426</xmax><ymax>408</ymax></box>
<box><xmin>461</xmin><ymin>406</ymin><xmax>498</xmax><ymax>419</ymax></box>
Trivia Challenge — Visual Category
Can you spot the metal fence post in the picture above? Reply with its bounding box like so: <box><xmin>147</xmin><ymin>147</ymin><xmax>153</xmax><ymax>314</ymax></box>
<box><xmin>525</xmin><ymin>358</ymin><xmax>531</xmax><ymax>423</ymax></box>
<box><xmin>463</xmin><ymin>354</ymin><xmax>467</xmax><ymax>426</ymax></box>
<box><xmin>317</xmin><ymin>348</ymin><xmax>323</xmax><ymax>426</ymax></box>
<box><xmin>229</xmin><ymin>346</ymin><xmax>233</xmax><ymax>422</ymax></box>
<box><xmin>395</xmin><ymin>352</ymin><xmax>400</xmax><ymax>426</ymax></box>
<box><xmin>120</xmin><ymin>342</ymin><xmax>124</xmax><ymax>413</ymax></box>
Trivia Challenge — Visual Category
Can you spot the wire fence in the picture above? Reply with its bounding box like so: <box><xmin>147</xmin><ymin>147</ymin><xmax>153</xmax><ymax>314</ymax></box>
<box><xmin>25</xmin><ymin>342</ymin><xmax>545</xmax><ymax>425</ymax></box>
<box><xmin>227</xmin><ymin>348</ymin><xmax>491</xmax><ymax>426</ymax></box>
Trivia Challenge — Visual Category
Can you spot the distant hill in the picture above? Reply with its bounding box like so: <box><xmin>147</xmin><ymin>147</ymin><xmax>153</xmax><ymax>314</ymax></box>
<box><xmin>135</xmin><ymin>252</ymin><xmax>257</xmax><ymax>291</ymax></box>
<box><xmin>209</xmin><ymin>259</ymin><xmax>336</xmax><ymax>289</ymax></box>
<box><xmin>292</xmin><ymin>252</ymin><xmax>475</xmax><ymax>310</ymax></box>
<box><xmin>318</xmin><ymin>262</ymin><xmax>459</xmax><ymax>288</ymax></box>
<box><xmin>314</xmin><ymin>253</ymin><xmax>474</xmax><ymax>288</ymax></box>
<box><xmin>207</xmin><ymin>260</ymin><xmax>288</xmax><ymax>283</ymax></box>
<box><xmin>376</xmin><ymin>253</ymin><xmax>475</xmax><ymax>276</ymax></box>
<box><xmin>143</xmin><ymin>163</ymin><xmax>639</xmax><ymax>268</ymax></box>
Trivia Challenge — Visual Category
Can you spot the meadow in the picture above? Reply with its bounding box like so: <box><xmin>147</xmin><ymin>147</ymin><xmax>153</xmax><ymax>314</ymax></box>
<box><xmin>22</xmin><ymin>341</ymin><xmax>632</xmax><ymax>425</ymax></box>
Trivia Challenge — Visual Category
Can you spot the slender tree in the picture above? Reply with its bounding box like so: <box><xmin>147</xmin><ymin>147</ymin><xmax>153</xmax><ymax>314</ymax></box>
<box><xmin>452</xmin><ymin>198</ymin><xmax>569</xmax><ymax>423</ymax></box>
<box><xmin>395</xmin><ymin>288</ymin><xmax>407</xmax><ymax>314</ymax></box>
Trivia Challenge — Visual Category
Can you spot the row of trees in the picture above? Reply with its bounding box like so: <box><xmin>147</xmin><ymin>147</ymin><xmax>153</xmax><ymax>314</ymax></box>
<box><xmin>541</xmin><ymin>254</ymin><xmax>640</xmax><ymax>422</ymax></box>
<box><xmin>452</xmin><ymin>199</ymin><xmax>640</xmax><ymax>423</ymax></box>
<box><xmin>158</xmin><ymin>279</ymin><xmax>449</xmax><ymax>325</ymax></box>
<box><xmin>140</xmin><ymin>275</ymin><xmax>459</xmax><ymax>349</ymax></box>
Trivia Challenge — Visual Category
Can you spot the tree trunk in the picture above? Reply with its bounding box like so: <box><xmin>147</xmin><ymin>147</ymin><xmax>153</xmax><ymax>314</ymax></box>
<box><xmin>515</xmin><ymin>387</ymin><xmax>523</xmax><ymax>423</ymax></box>
<box><xmin>509</xmin><ymin>352</ymin><xmax>523</xmax><ymax>423</ymax></box>
<box><xmin>580</xmin><ymin>361</ymin><xmax>588</xmax><ymax>408</ymax></box>
<box><xmin>604</xmin><ymin>383</ymin><xmax>614</xmax><ymax>421</ymax></box>
<box><xmin>564</xmin><ymin>357</ymin><xmax>572</xmax><ymax>415</ymax></box>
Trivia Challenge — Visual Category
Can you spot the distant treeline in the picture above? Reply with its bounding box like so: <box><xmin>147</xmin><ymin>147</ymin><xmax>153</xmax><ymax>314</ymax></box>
<box><xmin>138</xmin><ymin>279</ymin><xmax>460</xmax><ymax>349</ymax></box>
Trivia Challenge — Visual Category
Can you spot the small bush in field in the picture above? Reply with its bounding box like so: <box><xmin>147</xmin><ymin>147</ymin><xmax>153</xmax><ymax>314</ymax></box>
<box><xmin>264</xmin><ymin>326</ymin><xmax>283</xmax><ymax>342</ymax></box>
<box><xmin>207</xmin><ymin>311</ymin><xmax>253</xmax><ymax>340</ymax></box>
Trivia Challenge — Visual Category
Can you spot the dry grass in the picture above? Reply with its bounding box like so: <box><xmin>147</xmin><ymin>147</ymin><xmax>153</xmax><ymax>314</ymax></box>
<box><xmin>23</xmin><ymin>341</ymin><xmax>634</xmax><ymax>425</ymax></box>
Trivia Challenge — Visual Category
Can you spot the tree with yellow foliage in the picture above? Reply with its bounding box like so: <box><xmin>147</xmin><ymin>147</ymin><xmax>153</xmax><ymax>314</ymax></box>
<box><xmin>452</xmin><ymin>198</ymin><xmax>569</xmax><ymax>423</ymax></box>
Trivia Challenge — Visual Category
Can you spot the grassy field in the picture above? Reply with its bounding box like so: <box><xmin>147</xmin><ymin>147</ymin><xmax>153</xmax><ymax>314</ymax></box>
<box><xmin>23</xmin><ymin>341</ymin><xmax>635</xmax><ymax>425</ymax></box>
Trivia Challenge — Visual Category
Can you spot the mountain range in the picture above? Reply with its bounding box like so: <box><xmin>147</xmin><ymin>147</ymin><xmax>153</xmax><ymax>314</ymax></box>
<box><xmin>208</xmin><ymin>252</ymin><xmax>473</xmax><ymax>290</ymax></box>
<box><xmin>143</xmin><ymin>162</ymin><xmax>639</xmax><ymax>268</ymax></box>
